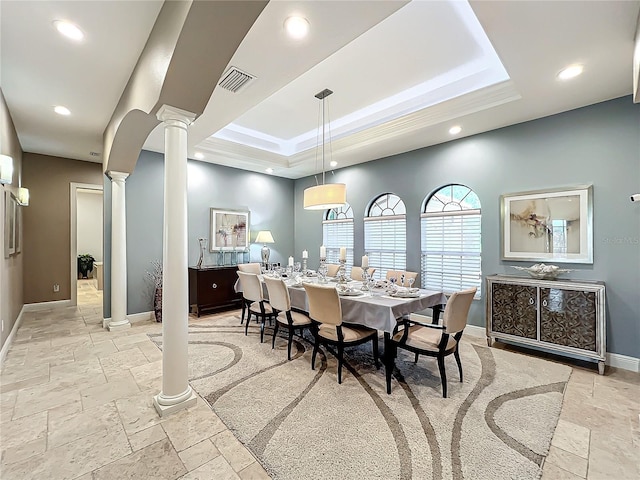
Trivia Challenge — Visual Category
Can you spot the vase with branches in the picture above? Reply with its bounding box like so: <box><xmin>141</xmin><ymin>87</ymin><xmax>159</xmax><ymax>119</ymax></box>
<box><xmin>145</xmin><ymin>260</ymin><xmax>163</xmax><ymax>322</ymax></box>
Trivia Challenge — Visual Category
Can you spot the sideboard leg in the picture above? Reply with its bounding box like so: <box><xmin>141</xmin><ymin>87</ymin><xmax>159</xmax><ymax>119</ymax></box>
<box><xmin>487</xmin><ymin>337</ymin><xmax>493</xmax><ymax>347</ymax></box>
<box><xmin>597</xmin><ymin>360</ymin><xmax>605</xmax><ymax>375</ymax></box>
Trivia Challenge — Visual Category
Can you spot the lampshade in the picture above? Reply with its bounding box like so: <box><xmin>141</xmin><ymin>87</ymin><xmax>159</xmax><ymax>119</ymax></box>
<box><xmin>255</xmin><ymin>231</ymin><xmax>275</xmax><ymax>244</ymax></box>
<box><xmin>0</xmin><ymin>154</ymin><xmax>13</xmax><ymax>185</ymax></box>
<box><xmin>17</xmin><ymin>187</ymin><xmax>29</xmax><ymax>206</ymax></box>
<box><xmin>303</xmin><ymin>183</ymin><xmax>347</xmax><ymax>210</ymax></box>
<box><xmin>303</xmin><ymin>88</ymin><xmax>347</xmax><ymax>211</ymax></box>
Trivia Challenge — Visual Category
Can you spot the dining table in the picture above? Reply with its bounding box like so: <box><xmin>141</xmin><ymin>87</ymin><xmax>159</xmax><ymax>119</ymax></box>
<box><xmin>235</xmin><ymin>274</ymin><xmax>447</xmax><ymax>380</ymax></box>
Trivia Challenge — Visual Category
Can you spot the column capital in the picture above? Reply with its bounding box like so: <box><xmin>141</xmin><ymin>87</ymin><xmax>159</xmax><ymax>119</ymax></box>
<box><xmin>156</xmin><ymin>104</ymin><xmax>196</xmax><ymax>126</ymax></box>
<box><xmin>108</xmin><ymin>171</ymin><xmax>129</xmax><ymax>183</ymax></box>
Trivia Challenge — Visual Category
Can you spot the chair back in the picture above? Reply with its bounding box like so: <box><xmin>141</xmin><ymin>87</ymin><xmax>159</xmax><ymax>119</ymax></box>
<box><xmin>303</xmin><ymin>283</ymin><xmax>342</xmax><ymax>326</ymax></box>
<box><xmin>238</xmin><ymin>263</ymin><xmax>261</xmax><ymax>274</ymax></box>
<box><xmin>264</xmin><ymin>276</ymin><xmax>291</xmax><ymax>312</ymax></box>
<box><xmin>237</xmin><ymin>271</ymin><xmax>263</xmax><ymax>302</ymax></box>
<box><xmin>326</xmin><ymin>264</ymin><xmax>340</xmax><ymax>277</ymax></box>
<box><xmin>350</xmin><ymin>266</ymin><xmax>376</xmax><ymax>281</ymax></box>
<box><xmin>443</xmin><ymin>287</ymin><xmax>476</xmax><ymax>334</ymax></box>
<box><xmin>386</xmin><ymin>270</ymin><xmax>419</xmax><ymax>285</ymax></box>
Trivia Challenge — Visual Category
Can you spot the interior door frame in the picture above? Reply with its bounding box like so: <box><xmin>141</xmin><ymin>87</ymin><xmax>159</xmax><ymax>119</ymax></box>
<box><xmin>70</xmin><ymin>182</ymin><xmax>103</xmax><ymax>307</ymax></box>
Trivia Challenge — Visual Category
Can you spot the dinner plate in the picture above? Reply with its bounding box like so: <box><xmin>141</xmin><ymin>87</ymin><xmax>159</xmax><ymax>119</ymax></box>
<box><xmin>389</xmin><ymin>291</ymin><xmax>421</xmax><ymax>298</ymax></box>
<box><xmin>338</xmin><ymin>290</ymin><xmax>363</xmax><ymax>297</ymax></box>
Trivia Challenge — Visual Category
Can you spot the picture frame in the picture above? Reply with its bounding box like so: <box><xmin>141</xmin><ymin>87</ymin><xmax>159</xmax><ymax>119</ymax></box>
<box><xmin>209</xmin><ymin>208</ymin><xmax>250</xmax><ymax>251</ymax></box>
<box><xmin>501</xmin><ymin>185</ymin><xmax>593</xmax><ymax>264</ymax></box>
<box><xmin>4</xmin><ymin>190</ymin><xmax>17</xmax><ymax>258</ymax></box>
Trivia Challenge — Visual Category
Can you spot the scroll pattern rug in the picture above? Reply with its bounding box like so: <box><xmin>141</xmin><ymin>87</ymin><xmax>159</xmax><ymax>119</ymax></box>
<box><xmin>151</xmin><ymin>314</ymin><xmax>571</xmax><ymax>480</ymax></box>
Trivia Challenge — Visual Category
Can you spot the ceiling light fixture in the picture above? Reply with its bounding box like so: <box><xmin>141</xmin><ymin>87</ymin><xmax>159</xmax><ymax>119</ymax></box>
<box><xmin>53</xmin><ymin>20</ymin><xmax>84</xmax><ymax>41</ymax></box>
<box><xmin>329</xmin><ymin>160</ymin><xmax>338</xmax><ymax>168</ymax></box>
<box><xmin>54</xmin><ymin>105</ymin><xmax>71</xmax><ymax>116</ymax></box>
<box><xmin>194</xmin><ymin>152</ymin><xmax>204</xmax><ymax>160</ymax></box>
<box><xmin>265</xmin><ymin>168</ymin><xmax>274</xmax><ymax>174</ymax></box>
<box><xmin>284</xmin><ymin>16</ymin><xmax>310</xmax><ymax>40</ymax></box>
<box><xmin>303</xmin><ymin>89</ymin><xmax>347</xmax><ymax>211</ymax></box>
<box><xmin>449</xmin><ymin>125</ymin><xmax>462</xmax><ymax>135</ymax></box>
<box><xmin>557</xmin><ymin>64</ymin><xmax>584</xmax><ymax>80</ymax></box>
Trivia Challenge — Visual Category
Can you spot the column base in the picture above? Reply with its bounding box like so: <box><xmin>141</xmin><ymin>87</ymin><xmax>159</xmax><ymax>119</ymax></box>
<box><xmin>108</xmin><ymin>319</ymin><xmax>131</xmax><ymax>331</ymax></box>
<box><xmin>153</xmin><ymin>388</ymin><xmax>197</xmax><ymax>417</ymax></box>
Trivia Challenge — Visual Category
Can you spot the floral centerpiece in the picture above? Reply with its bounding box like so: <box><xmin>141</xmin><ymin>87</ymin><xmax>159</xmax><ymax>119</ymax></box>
<box><xmin>512</xmin><ymin>263</ymin><xmax>574</xmax><ymax>280</ymax></box>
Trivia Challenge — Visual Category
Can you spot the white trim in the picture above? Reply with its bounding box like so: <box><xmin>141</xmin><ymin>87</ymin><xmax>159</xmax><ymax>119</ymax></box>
<box><xmin>0</xmin><ymin>306</ymin><xmax>25</xmax><ymax>365</ymax></box>
<box><xmin>606</xmin><ymin>352</ymin><xmax>640</xmax><ymax>372</ymax></box>
<box><xmin>22</xmin><ymin>299</ymin><xmax>72</xmax><ymax>311</ymax></box>
<box><xmin>70</xmin><ymin>182</ymin><xmax>103</xmax><ymax>308</ymax></box>
<box><xmin>102</xmin><ymin>311</ymin><xmax>154</xmax><ymax>329</ymax></box>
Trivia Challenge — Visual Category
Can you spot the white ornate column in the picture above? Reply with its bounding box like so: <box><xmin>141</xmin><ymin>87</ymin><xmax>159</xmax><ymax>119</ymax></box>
<box><xmin>153</xmin><ymin>105</ymin><xmax>197</xmax><ymax>416</ymax></box>
<box><xmin>108</xmin><ymin>171</ymin><xmax>130</xmax><ymax>331</ymax></box>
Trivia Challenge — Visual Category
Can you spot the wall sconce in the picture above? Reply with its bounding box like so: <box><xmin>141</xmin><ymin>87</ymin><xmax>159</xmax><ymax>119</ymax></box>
<box><xmin>17</xmin><ymin>187</ymin><xmax>29</xmax><ymax>206</ymax></box>
<box><xmin>0</xmin><ymin>154</ymin><xmax>13</xmax><ymax>185</ymax></box>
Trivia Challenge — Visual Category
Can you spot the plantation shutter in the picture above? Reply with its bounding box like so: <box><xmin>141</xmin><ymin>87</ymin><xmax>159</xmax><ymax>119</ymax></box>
<box><xmin>421</xmin><ymin>210</ymin><xmax>481</xmax><ymax>297</ymax></box>
<box><xmin>323</xmin><ymin>219</ymin><xmax>354</xmax><ymax>273</ymax></box>
<box><xmin>364</xmin><ymin>215</ymin><xmax>406</xmax><ymax>280</ymax></box>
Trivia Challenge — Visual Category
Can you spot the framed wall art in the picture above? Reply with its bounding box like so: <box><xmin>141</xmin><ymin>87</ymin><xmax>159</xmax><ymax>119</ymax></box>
<box><xmin>210</xmin><ymin>208</ymin><xmax>250</xmax><ymax>251</ymax></box>
<box><xmin>501</xmin><ymin>185</ymin><xmax>593</xmax><ymax>264</ymax></box>
<box><xmin>4</xmin><ymin>190</ymin><xmax>17</xmax><ymax>258</ymax></box>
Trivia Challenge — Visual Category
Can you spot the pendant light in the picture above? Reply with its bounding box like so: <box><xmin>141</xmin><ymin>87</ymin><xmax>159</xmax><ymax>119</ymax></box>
<box><xmin>303</xmin><ymin>89</ymin><xmax>347</xmax><ymax>210</ymax></box>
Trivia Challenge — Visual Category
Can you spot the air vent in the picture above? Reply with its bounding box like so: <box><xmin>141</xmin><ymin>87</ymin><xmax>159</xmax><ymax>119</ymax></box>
<box><xmin>218</xmin><ymin>67</ymin><xmax>256</xmax><ymax>93</ymax></box>
<box><xmin>89</xmin><ymin>151</ymin><xmax>101</xmax><ymax>157</ymax></box>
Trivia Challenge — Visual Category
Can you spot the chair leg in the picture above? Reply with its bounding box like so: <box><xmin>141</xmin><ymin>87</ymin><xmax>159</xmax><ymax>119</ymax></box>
<box><xmin>244</xmin><ymin>311</ymin><xmax>251</xmax><ymax>336</ymax></box>
<box><xmin>311</xmin><ymin>334</ymin><xmax>320</xmax><ymax>370</ymax></box>
<box><xmin>454</xmin><ymin>347</ymin><xmax>463</xmax><ymax>382</ymax></box>
<box><xmin>385</xmin><ymin>340</ymin><xmax>397</xmax><ymax>394</ymax></box>
<box><xmin>337</xmin><ymin>344</ymin><xmax>344</xmax><ymax>384</ymax></box>
<box><xmin>414</xmin><ymin>352</ymin><xmax>419</xmax><ymax>363</ymax></box>
<box><xmin>260</xmin><ymin>318</ymin><xmax>265</xmax><ymax>343</ymax></box>
<box><xmin>240</xmin><ymin>302</ymin><xmax>246</xmax><ymax>324</ymax></box>
<box><xmin>287</xmin><ymin>328</ymin><xmax>294</xmax><ymax>361</ymax></box>
<box><xmin>372</xmin><ymin>334</ymin><xmax>380</xmax><ymax>369</ymax></box>
<box><xmin>437</xmin><ymin>356</ymin><xmax>448</xmax><ymax>398</ymax></box>
<box><xmin>272</xmin><ymin>321</ymin><xmax>279</xmax><ymax>349</ymax></box>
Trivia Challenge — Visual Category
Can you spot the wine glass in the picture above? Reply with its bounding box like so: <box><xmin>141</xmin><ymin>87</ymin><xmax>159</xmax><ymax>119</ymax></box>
<box><xmin>388</xmin><ymin>276</ymin><xmax>397</xmax><ymax>294</ymax></box>
<box><xmin>407</xmin><ymin>277</ymin><xmax>415</xmax><ymax>291</ymax></box>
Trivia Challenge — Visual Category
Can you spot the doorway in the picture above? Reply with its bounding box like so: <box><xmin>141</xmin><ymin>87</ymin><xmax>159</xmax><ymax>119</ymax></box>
<box><xmin>70</xmin><ymin>183</ymin><xmax>103</xmax><ymax>308</ymax></box>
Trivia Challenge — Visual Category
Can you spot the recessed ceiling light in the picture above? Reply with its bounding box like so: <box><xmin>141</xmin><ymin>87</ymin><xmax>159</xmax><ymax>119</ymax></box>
<box><xmin>284</xmin><ymin>16</ymin><xmax>309</xmax><ymax>40</ymax></box>
<box><xmin>265</xmin><ymin>168</ymin><xmax>274</xmax><ymax>174</ymax></box>
<box><xmin>329</xmin><ymin>161</ymin><xmax>338</xmax><ymax>168</ymax></box>
<box><xmin>557</xmin><ymin>64</ymin><xmax>583</xmax><ymax>81</ymax></box>
<box><xmin>449</xmin><ymin>125</ymin><xmax>462</xmax><ymax>135</ymax></box>
<box><xmin>54</xmin><ymin>105</ymin><xmax>71</xmax><ymax>116</ymax></box>
<box><xmin>194</xmin><ymin>152</ymin><xmax>204</xmax><ymax>160</ymax></box>
<box><xmin>53</xmin><ymin>20</ymin><xmax>84</xmax><ymax>41</ymax></box>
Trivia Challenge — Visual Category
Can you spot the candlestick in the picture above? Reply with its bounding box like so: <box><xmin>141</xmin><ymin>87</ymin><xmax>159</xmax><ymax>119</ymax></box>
<box><xmin>288</xmin><ymin>256</ymin><xmax>294</xmax><ymax>267</ymax></box>
<box><xmin>339</xmin><ymin>247</ymin><xmax>346</xmax><ymax>261</ymax></box>
<box><xmin>302</xmin><ymin>250</ymin><xmax>308</xmax><ymax>259</ymax></box>
<box><xmin>320</xmin><ymin>245</ymin><xmax>326</xmax><ymax>260</ymax></box>
<box><xmin>362</xmin><ymin>254</ymin><xmax>368</xmax><ymax>269</ymax></box>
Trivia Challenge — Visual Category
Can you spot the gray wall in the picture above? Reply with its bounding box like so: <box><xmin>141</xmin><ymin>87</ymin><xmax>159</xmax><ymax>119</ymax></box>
<box><xmin>103</xmin><ymin>150</ymin><xmax>295</xmax><ymax>317</ymax></box>
<box><xmin>294</xmin><ymin>96</ymin><xmax>640</xmax><ymax>358</ymax></box>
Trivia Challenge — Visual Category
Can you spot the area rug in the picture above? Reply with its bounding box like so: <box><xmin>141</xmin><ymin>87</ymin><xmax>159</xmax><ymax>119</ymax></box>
<box><xmin>152</xmin><ymin>314</ymin><xmax>571</xmax><ymax>480</ymax></box>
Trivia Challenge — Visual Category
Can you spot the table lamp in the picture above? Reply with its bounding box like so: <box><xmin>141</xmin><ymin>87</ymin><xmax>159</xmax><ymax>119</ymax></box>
<box><xmin>255</xmin><ymin>230</ymin><xmax>275</xmax><ymax>265</ymax></box>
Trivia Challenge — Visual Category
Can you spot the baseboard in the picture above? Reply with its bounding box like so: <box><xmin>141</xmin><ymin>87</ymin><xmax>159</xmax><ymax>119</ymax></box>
<box><xmin>102</xmin><ymin>311</ymin><xmax>154</xmax><ymax>328</ymax></box>
<box><xmin>464</xmin><ymin>324</ymin><xmax>486</xmax><ymax>338</ymax></box>
<box><xmin>22</xmin><ymin>299</ymin><xmax>72</xmax><ymax>312</ymax></box>
<box><xmin>0</xmin><ymin>306</ymin><xmax>25</xmax><ymax>365</ymax></box>
<box><xmin>606</xmin><ymin>352</ymin><xmax>640</xmax><ymax>372</ymax></box>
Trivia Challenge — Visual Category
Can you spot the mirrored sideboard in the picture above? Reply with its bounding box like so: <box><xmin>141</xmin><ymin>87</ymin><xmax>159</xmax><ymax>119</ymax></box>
<box><xmin>486</xmin><ymin>275</ymin><xmax>606</xmax><ymax>374</ymax></box>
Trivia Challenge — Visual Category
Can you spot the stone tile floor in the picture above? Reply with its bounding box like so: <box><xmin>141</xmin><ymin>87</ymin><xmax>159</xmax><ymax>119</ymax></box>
<box><xmin>0</xmin><ymin>282</ymin><xmax>638</xmax><ymax>479</ymax></box>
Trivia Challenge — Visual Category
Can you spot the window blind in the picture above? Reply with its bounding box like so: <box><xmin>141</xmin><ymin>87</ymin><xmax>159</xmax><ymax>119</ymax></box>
<box><xmin>421</xmin><ymin>211</ymin><xmax>481</xmax><ymax>297</ymax></box>
<box><xmin>323</xmin><ymin>219</ymin><xmax>354</xmax><ymax>274</ymax></box>
<box><xmin>364</xmin><ymin>216</ymin><xmax>406</xmax><ymax>280</ymax></box>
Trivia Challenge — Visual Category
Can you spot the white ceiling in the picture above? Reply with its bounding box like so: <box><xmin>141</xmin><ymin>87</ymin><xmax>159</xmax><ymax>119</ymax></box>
<box><xmin>2</xmin><ymin>1</ymin><xmax>638</xmax><ymax>179</ymax></box>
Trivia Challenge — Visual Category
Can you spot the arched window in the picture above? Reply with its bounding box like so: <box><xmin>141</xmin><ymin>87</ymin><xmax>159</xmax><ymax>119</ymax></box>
<box><xmin>364</xmin><ymin>193</ymin><xmax>406</xmax><ymax>280</ymax></box>
<box><xmin>323</xmin><ymin>203</ymin><xmax>354</xmax><ymax>273</ymax></box>
<box><xmin>421</xmin><ymin>184</ymin><xmax>481</xmax><ymax>297</ymax></box>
